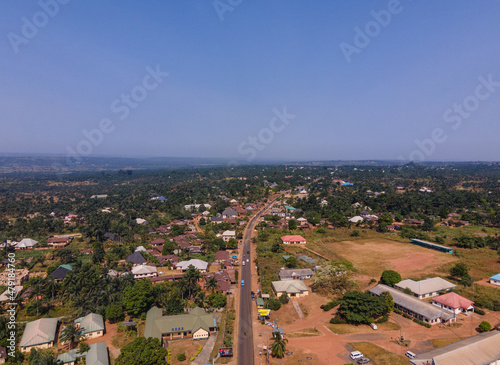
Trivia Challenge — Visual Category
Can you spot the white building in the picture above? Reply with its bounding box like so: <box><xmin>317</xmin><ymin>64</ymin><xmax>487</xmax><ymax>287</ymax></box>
<box><xmin>131</xmin><ymin>265</ymin><xmax>158</xmax><ymax>279</ymax></box>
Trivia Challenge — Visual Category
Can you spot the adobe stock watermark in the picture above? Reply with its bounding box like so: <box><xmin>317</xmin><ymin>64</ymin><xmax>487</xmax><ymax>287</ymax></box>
<box><xmin>339</xmin><ymin>0</ymin><xmax>407</xmax><ymax>64</ymax></box>
<box><xmin>50</xmin><ymin>65</ymin><xmax>168</xmax><ymax>175</ymax></box>
<box><xmin>213</xmin><ymin>0</ymin><xmax>243</xmax><ymax>22</ymax></box>
<box><xmin>6</xmin><ymin>252</ymin><xmax>17</xmax><ymax>358</ymax></box>
<box><xmin>398</xmin><ymin>74</ymin><xmax>500</xmax><ymax>162</ymax></box>
<box><xmin>7</xmin><ymin>0</ymin><xmax>71</xmax><ymax>54</ymax></box>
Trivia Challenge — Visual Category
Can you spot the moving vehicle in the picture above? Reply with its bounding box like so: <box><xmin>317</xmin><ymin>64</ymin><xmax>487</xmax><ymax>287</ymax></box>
<box><xmin>350</xmin><ymin>351</ymin><xmax>363</xmax><ymax>360</ymax></box>
<box><xmin>242</xmin><ymin>261</ymin><xmax>245</xmax><ymax>266</ymax></box>
<box><xmin>241</xmin><ymin>280</ymin><xmax>245</xmax><ymax>287</ymax></box>
<box><xmin>405</xmin><ymin>351</ymin><xmax>416</xmax><ymax>359</ymax></box>
<box><xmin>246</xmin><ymin>258</ymin><xmax>249</xmax><ymax>263</ymax></box>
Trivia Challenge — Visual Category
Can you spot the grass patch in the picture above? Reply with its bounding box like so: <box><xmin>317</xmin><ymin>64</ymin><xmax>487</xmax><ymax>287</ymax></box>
<box><xmin>326</xmin><ymin>321</ymin><xmax>399</xmax><ymax>335</ymax></box>
<box><xmin>430</xmin><ymin>338</ymin><xmax>462</xmax><ymax>348</ymax></box>
<box><xmin>349</xmin><ymin>342</ymin><xmax>409</xmax><ymax>365</ymax></box>
<box><xmin>286</xmin><ymin>327</ymin><xmax>322</xmax><ymax>338</ymax></box>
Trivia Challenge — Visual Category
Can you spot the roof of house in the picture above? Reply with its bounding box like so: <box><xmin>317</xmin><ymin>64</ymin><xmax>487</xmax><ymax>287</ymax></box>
<box><xmin>210</xmin><ymin>216</ymin><xmax>223</xmax><ymax>222</ymax></box>
<box><xmin>132</xmin><ymin>264</ymin><xmax>158</xmax><ymax>275</ymax></box>
<box><xmin>75</xmin><ymin>313</ymin><xmax>105</xmax><ymax>335</ymax></box>
<box><xmin>50</xmin><ymin>266</ymin><xmax>71</xmax><ymax>279</ymax></box>
<box><xmin>176</xmin><ymin>259</ymin><xmax>208</xmax><ymax>271</ymax></box>
<box><xmin>19</xmin><ymin>318</ymin><xmax>58</xmax><ymax>348</ymax></box>
<box><xmin>490</xmin><ymin>273</ymin><xmax>500</xmax><ymax>281</ymax></box>
<box><xmin>0</xmin><ymin>286</ymin><xmax>22</xmax><ymax>301</ymax></box>
<box><xmin>214</xmin><ymin>251</ymin><xmax>230</xmax><ymax>261</ymax></box>
<box><xmin>151</xmin><ymin>239</ymin><xmax>165</xmax><ymax>245</ymax></box>
<box><xmin>272</xmin><ymin>280</ymin><xmax>309</xmax><ymax>294</ymax></box>
<box><xmin>126</xmin><ymin>252</ymin><xmax>146</xmax><ymax>264</ymax></box>
<box><xmin>277</xmin><ymin>268</ymin><xmax>314</xmax><ymax>280</ymax></box>
<box><xmin>256</xmin><ymin>298</ymin><xmax>264</xmax><ymax>306</ymax></box>
<box><xmin>56</xmin><ymin>349</ymin><xmax>81</xmax><ymax>364</ymax></box>
<box><xmin>432</xmin><ymin>292</ymin><xmax>474</xmax><ymax>309</ymax></box>
<box><xmin>86</xmin><ymin>342</ymin><xmax>109</xmax><ymax>365</ymax></box>
<box><xmin>222</xmin><ymin>230</ymin><xmax>236</xmax><ymax>236</ymax></box>
<box><xmin>16</xmin><ymin>238</ymin><xmax>38</xmax><ymax>248</ymax></box>
<box><xmin>222</xmin><ymin>208</ymin><xmax>238</xmax><ymax>216</ymax></box>
<box><xmin>395</xmin><ymin>277</ymin><xmax>456</xmax><ymax>295</ymax></box>
<box><xmin>370</xmin><ymin>284</ymin><xmax>454</xmax><ymax>321</ymax></box>
<box><xmin>280</xmin><ymin>235</ymin><xmax>306</xmax><ymax>242</ymax></box>
<box><xmin>144</xmin><ymin>307</ymin><xmax>217</xmax><ymax>341</ymax></box>
<box><xmin>411</xmin><ymin>331</ymin><xmax>500</xmax><ymax>365</ymax></box>
<box><xmin>135</xmin><ymin>246</ymin><xmax>147</xmax><ymax>252</ymax></box>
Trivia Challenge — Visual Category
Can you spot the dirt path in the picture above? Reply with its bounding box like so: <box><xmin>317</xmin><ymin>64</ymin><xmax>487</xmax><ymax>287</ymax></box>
<box><xmin>291</xmin><ymin>299</ymin><xmax>303</xmax><ymax>319</ymax></box>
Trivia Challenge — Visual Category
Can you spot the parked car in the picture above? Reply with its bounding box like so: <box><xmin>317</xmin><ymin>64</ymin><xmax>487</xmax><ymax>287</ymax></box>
<box><xmin>241</xmin><ymin>280</ymin><xmax>245</xmax><ymax>287</ymax></box>
<box><xmin>405</xmin><ymin>351</ymin><xmax>417</xmax><ymax>359</ymax></box>
<box><xmin>357</xmin><ymin>358</ymin><xmax>370</xmax><ymax>364</ymax></box>
<box><xmin>350</xmin><ymin>351</ymin><xmax>363</xmax><ymax>360</ymax></box>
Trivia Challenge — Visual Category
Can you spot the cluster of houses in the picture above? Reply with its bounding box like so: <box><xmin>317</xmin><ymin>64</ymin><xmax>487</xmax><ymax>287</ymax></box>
<box><xmin>18</xmin><ymin>313</ymin><xmax>108</xmax><ymax>365</ymax></box>
<box><xmin>370</xmin><ymin>277</ymin><xmax>475</xmax><ymax>325</ymax></box>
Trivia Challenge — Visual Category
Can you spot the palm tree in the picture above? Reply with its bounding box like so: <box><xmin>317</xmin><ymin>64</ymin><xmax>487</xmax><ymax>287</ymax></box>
<box><xmin>184</xmin><ymin>265</ymin><xmax>200</xmax><ymax>298</ymax></box>
<box><xmin>206</xmin><ymin>276</ymin><xmax>218</xmax><ymax>293</ymax></box>
<box><xmin>60</xmin><ymin>323</ymin><xmax>83</xmax><ymax>350</ymax></box>
<box><xmin>29</xmin><ymin>276</ymin><xmax>44</xmax><ymax>318</ymax></box>
<box><xmin>270</xmin><ymin>331</ymin><xmax>288</xmax><ymax>359</ymax></box>
<box><xmin>28</xmin><ymin>349</ymin><xmax>59</xmax><ymax>365</ymax></box>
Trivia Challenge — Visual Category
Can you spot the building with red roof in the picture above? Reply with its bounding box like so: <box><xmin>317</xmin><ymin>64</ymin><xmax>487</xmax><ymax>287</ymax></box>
<box><xmin>431</xmin><ymin>292</ymin><xmax>474</xmax><ymax>315</ymax></box>
<box><xmin>280</xmin><ymin>235</ymin><xmax>307</xmax><ymax>245</ymax></box>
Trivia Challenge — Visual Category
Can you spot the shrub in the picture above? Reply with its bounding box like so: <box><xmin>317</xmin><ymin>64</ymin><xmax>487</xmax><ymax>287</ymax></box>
<box><xmin>393</xmin><ymin>309</ymin><xmax>402</xmax><ymax>315</ymax></box>
<box><xmin>380</xmin><ymin>270</ymin><xmax>402</xmax><ymax>287</ymax></box>
<box><xmin>177</xmin><ymin>353</ymin><xmax>186</xmax><ymax>361</ymax></box>
<box><xmin>268</xmin><ymin>298</ymin><xmax>282</xmax><ymax>311</ymax></box>
<box><xmin>475</xmin><ymin>308</ymin><xmax>485</xmax><ymax>315</ymax></box>
<box><xmin>322</xmin><ymin>299</ymin><xmax>341</xmax><ymax>311</ymax></box>
<box><xmin>369</xmin><ymin>278</ymin><xmax>376</xmax><ymax>284</ymax></box>
<box><xmin>375</xmin><ymin>314</ymin><xmax>389</xmax><ymax>324</ymax></box>
<box><xmin>279</xmin><ymin>295</ymin><xmax>289</xmax><ymax>305</ymax></box>
<box><xmin>330</xmin><ymin>316</ymin><xmax>346</xmax><ymax>324</ymax></box>
<box><xmin>478</xmin><ymin>321</ymin><xmax>492</xmax><ymax>332</ymax></box>
<box><xmin>403</xmin><ymin>313</ymin><xmax>412</xmax><ymax>319</ymax></box>
<box><xmin>350</xmin><ymin>230</ymin><xmax>360</xmax><ymax>237</ymax></box>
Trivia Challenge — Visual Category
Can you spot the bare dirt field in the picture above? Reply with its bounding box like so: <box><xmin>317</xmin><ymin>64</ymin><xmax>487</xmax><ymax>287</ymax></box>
<box><xmin>321</xmin><ymin>238</ymin><xmax>458</xmax><ymax>278</ymax></box>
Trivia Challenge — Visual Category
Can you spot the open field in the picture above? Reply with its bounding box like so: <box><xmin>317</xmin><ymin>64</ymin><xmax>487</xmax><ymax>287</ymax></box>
<box><xmin>168</xmin><ymin>339</ymin><xmax>206</xmax><ymax>365</ymax></box>
<box><xmin>287</xmin><ymin>327</ymin><xmax>321</xmax><ymax>338</ymax></box>
<box><xmin>349</xmin><ymin>342</ymin><xmax>409</xmax><ymax>365</ymax></box>
<box><xmin>429</xmin><ymin>337</ymin><xmax>462</xmax><ymax>348</ymax></box>
<box><xmin>317</xmin><ymin>238</ymin><xmax>458</xmax><ymax>278</ymax></box>
<box><xmin>327</xmin><ymin>322</ymin><xmax>400</xmax><ymax>335</ymax></box>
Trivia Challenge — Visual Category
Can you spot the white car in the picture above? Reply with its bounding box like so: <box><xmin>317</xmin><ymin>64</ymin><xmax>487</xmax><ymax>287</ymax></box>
<box><xmin>246</xmin><ymin>258</ymin><xmax>249</xmax><ymax>263</ymax></box>
<box><xmin>350</xmin><ymin>351</ymin><xmax>363</xmax><ymax>360</ymax></box>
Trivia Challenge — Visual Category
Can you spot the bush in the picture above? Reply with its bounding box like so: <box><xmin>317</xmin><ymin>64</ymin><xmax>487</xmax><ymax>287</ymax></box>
<box><xmin>380</xmin><ymin>270</ymin><xmax>402</xmax><ymax>287</ymax></box>
<box><xmin>475</xmin><ymin>308</ymin><xmax>486</xmax><ymax>315</ymax></box>
<box><xmin>177</xmin><ymin>353</ymin><xmax>186</xmax><ymax>361</ymax></box>
<box><xmin>375</xmin><ymin>314</ymin><xmax>389</xmax><ymax>324</ymax></box>
<box><xmin>322</xmin><ymin>299</ymin><xmax>341</xmax><ymax>311</ymax></box>
<box><xmin>393</xmin><ymin>309</ymin><xmax>402</xmax><ymax>315</ymax></box>
<box><xmin>330</xmin><ymin>316</ymin><xmax>347</xmax><ymax>324</ymax></box>
<box><xmin>369</xmin><ymin>278</ymin><xmax>376</xmax><ymax>284</ymax></box>
<box><xmin>478</xmin><ymin>321</ymin><xmax>492</xmax><ymax>332</ymax></box>
<box><xmin>279</xmin><ymin>294</ymin><xmax>289</xmax><ymax>305</ymax></box>
<box><xmin>268</xmin><ymin>298</ymin><xmax>282</xmax><ymax>311</ymax></box>
<box><xmin>412</xmin><ymin>318</ymin><xmax>431</xmax><ymax>328</ymax></box>
<box><xmin>402</xmin><ymin>313</ymin><xmax>412</xmax><ymax>319</ymax></box>
<box><xmin>350</xmin><ymin>230</ymin><xmax>360</xmax><ymax>237</ymax></box>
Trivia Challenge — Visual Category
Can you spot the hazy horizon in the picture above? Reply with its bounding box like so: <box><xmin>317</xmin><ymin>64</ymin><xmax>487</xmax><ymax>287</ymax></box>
<box><xmin>2</xmin><ymin>1</ymin><xmax>500</xmax><ymax>163</ymax></box>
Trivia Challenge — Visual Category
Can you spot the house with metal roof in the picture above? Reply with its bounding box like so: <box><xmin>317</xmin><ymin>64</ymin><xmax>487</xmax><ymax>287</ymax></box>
<box><xmin>222</xmin><ymin>208</ymin><xmax>238</xmax><ymax>219</ymax></box>
<box><xmin>175</xmin><ymin>259</ymin><xmax>208</xmax><ymax>272</ymax></box>
<box><xmin>222</xmin><ymin>230</ymin><xmax>236</xmax><ymax>242</ymax></box>
<box><xmin>256</xmin><ymin>298</ymin><xmax>265</xmax><ymax>309</ymax></box>
<box><xmin>490</xmin><ymin>273</ymin><xmax>500</xmax><ymax>286</ymax></box>
<box><xmin>50</xmin><ymin>265</ymin><xmax>73</xmax><ymax>282</ymax></box>
<box><xmin>14</xmin><ymin>238</ymin><xmax>38</xmax><ymax>250</ymax></box>
<box><xmin>410</xmin><ymin>330</ymin><xmax>500</xmax><ymax>365</ymax></box>
<box><xmin>57</xmin><ymin>342</ymin><xmax>109</xmax><ymax>365</ymax></box>
<box><xmin>131</xmin><ymin>264</ymin><xmax>158</xmax><ymax>279</ymax></box>
<box><xmin>126</xmin><ymin>252</ymin><xmax>147</xmax><ymax>266</ymax></box>
<box><xmin>144</xmin><ymin>307</ymin><xmax>218</xmax><ymax>344</ymax></box>
<box><xmin>277</xmin><ymin>268</ymin><xmax>314</xmax><ymax>281</ymax></box>
<box><xmin>272</xmin><ymin>280</ymin><xmax>309</xmax><ymax>298</ymax></box>
<box><xmin>75</xmin><ymin>313</ymin><xmax>105</xmax><ymax>339</ymax></box>
<box><xmin>370</xmin><ymin>284</ymin><xmax>455</xmax><ymax>325</ymax></box>
<box><xmin>395</xmin><ymin>277</ymin><xmax>456</xmax><ymax>299</ymax></box>
<box><xmin>431</xmin><ymin>292</ymin><xmax>474</xmax><ymax>315</ymax></box>
<box><xmin>280</xmin><ymin>235</ymin><xmax>307</xmax><ymax>245</ymax></box>
<box><xmin>19</xmin><ymin>318</ymin><xmax>59</xmax><ymax>352</ymax></box>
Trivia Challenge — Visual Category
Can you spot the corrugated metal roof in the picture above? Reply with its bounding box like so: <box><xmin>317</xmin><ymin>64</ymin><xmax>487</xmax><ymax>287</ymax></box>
<box><xmin>272</xmin><ymin>280</ymin><xmax>308</xmax><ymax>294</ymax></box>
<box><xmin>86</xmin><ymin>342</ymin><xmax>109</xmax><ymax>365</ymax></box>
<box><xmin>75</xmin><ymin>313</ymin><xmax>105</xmax><ymax>335</ymax></box>
<box><xmin>411</xmin><ymin>331</ymin><xmax>500</xmax><ymax>365</ymax></box>
<box><xmin>370</xmin><ymin>284</ymin><xmax>454</xmax><ymax>321</ymax></box>
<box><xmin>395</xmin><ymin>277</ymin><xmax>456</xmax><ymax>296</ymax></box>
<box><xmin>19</xmin><ymin>318</ymin><xmax>58</xmax><ymax>347</ymax></box>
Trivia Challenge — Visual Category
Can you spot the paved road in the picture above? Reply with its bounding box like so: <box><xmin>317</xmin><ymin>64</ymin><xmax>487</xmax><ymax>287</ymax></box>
<box><xmin>237</xmin><ymin>198</ymin><xmax>277</xmax><ymax>365</ymax></box>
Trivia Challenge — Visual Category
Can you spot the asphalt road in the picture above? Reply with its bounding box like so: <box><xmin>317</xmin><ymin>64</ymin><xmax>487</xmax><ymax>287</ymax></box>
<box><xmin>237</xmin><ymin>198</ymin><xmax>277</xmax><ymax>365</ymax></box>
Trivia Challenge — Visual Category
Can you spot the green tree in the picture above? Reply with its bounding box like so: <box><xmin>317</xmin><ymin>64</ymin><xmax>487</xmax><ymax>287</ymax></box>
<box><xmin>92</xmin><ymin>241</ymin><xmax>105</xmax><ymax>264</ymax></box>
<box><xmin>28</xmin><ymin>349</ymin><xmax>58</xmax><ymax>365</ymax></box>
<box><xmin>226</xmin><ymin>238</ymin><xmax>238</xmax><ymax>249</ymax></box>
<box><xmin>270</xmin><ymin>331</ymin><xmax>288</xmax><ymax>358</ymax></box>
<box><xmin>177</xmin><ymin>352</ymin><xmax>186</xmax><ymax>361</ymax></box>
<box><xmin>162</xmin><ymin>240</ymin><xmax>177</xmax><ymax>255</ymax></box>
<box><xmin>337</xmin><ymin>291</ymin><xmax>389</xmax><ymax>325</ymax></box>
<box><xmin>208</xmin><ymin>293</ymin><xmax>227</xmax><ymax>308</ymax></box>
<box><xmin>450</xmin><ymin>263</ymin><xmax>468</xmax><ymax>278</ymax></box>
<box><xmin>271</xmin><ymin>240</ymin><xmax>284</xmax><ymax>253</ymax></box>
<box><xmin>311</xmin><ymin>262</ymin><xmax>353</xmax><ymax>295</ymax></box>
<box><xmin>288</xmin><ymin>219</ymin><xmax>297</xmax><ymax>230</ymax></box>
<box><xmin>206</xmin><ymin>276</ymin><xmax>218</xmax><ymax>293</ymax></box>
<box><xmin>478</xmin><ymin>321</ymin><xmax>492</xmax><ymax>332</ymax></box>
<box><xmin>115</xmin><ymin>337</ymin><xmax>167</xmax><ymax>365</ymax></box>
<box><xmin>60</xmin><ymin>323</ymin><xmax>81</xmax><ymax>350</ymax></box>
<box><xmin>105</xmin><ymin>304</ymin><xmax>124</xmax><ymax>323</ymax></box>
<box><xmin>78</xmin><ymin>341</ymin><xmax>90</xmax><ymax>354</ymax></box>
<box><xmin>380</xmin><ymin>270</ymin><xmax>401</xmax><ymax>287</ymax></box>
<box><xmin>284</xmin><ymin>257</ymin><xmax>298</xmax><ymax>268</ymax></box>
<box><xmin>123</xmin><ymin>279</ymin><xmax>153</xmax><ymax>315</ymax></box>
<box><xmin>184</xmin><ymin>265</ymin><xmax>201</xmax><ymax>298</ymax></box>
<box><xmin>268</xmin><ymin>298</ymin><xmax>281</xmax><ymax>311</ymax></box>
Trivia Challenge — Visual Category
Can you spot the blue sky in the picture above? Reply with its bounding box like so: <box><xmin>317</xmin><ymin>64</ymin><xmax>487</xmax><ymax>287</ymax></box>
<box><xmin>1</xmin><ymin>0</ymin><xmax>500</xmax><ymax>162</ymax></box>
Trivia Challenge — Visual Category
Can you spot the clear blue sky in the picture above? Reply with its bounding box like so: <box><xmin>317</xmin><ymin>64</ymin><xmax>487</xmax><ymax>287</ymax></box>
<box><xmin>2</xmin><ymin>1</ymin><xmax>500</xmax><ymax>162</ymax></box>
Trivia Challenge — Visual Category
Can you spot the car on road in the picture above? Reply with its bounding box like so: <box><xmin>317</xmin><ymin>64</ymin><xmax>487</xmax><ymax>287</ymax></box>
<box><xmin>247</xmin><ymin>249</ymin><xmax>250</xmax><ymax>254</ymax></box>
<box><xmin>242</xmin><ymin>261</ymin><xmax>245</xmax><ymax>266</ymax></box>
<box><xmin>350</xmin><ymin>351</ymin><xmax>363</xmax><ymax>360</ymax></box>
<box><xmin>241</xmin><ymin>280</ymin><xmax>245</xmax><ymax>287</ymax></box>
<box><xmin>357</xmin><ymin>358</ymin><xmax>370</xmax><ymax>364</ymax></box>
<box><xmin>246</xmin><ymin>258</ymin><xmax>249</xmax><ymax>263</ymax></box>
